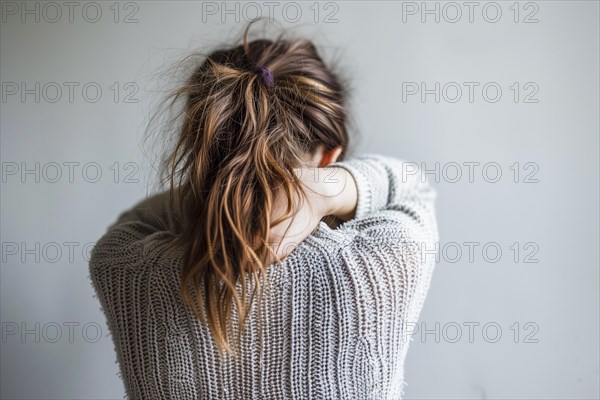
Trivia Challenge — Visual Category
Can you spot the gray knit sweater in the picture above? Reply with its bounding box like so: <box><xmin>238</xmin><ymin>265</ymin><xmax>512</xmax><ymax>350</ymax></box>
<box><xmin>89</xmin><ymin>153</ymin><xmax>438</xmax><ymax>400</ymax></box>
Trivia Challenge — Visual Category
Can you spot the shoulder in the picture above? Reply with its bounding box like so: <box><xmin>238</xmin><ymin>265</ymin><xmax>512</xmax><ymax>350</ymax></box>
<box><xmin>88</xmin><ymin>220</ymin><xmax>177</xmax><ymax>280</ymax></box>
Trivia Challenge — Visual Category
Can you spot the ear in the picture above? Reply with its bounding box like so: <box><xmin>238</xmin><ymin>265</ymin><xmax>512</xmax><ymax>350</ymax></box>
<box><xmin>319</xmin><ymin>146</ymin><xmax>343</xmax><ymax>167</ymax></box>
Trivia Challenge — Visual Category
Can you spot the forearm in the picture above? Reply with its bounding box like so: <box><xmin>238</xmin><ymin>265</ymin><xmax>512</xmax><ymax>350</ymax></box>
<box><xmin>332</xmin><ymin>154</ymin><xmax>436</xmax><ymax>218</ymax></box>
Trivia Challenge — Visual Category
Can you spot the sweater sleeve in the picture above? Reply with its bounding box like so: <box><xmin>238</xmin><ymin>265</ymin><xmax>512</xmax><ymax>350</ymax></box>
<box><xmin>331</xmin><ymin>153</ymin><xmax>437</xmax><ymax>227</ymax></box>
<box><xmin>327</xmin><ymin>153</ymin><xmax>439</xmax><ymax>326</ymax></box>
<box><xmin>88</xmin><ymin>191</ymin><xmax>183</xmax><ymax>399</ymax></box>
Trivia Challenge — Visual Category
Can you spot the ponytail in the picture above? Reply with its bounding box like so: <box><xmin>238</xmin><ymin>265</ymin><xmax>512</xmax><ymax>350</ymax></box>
<box><xmin>158</xmin><ymin>22</ymin><xmax>349</xmax><ymax>355</ymax></box>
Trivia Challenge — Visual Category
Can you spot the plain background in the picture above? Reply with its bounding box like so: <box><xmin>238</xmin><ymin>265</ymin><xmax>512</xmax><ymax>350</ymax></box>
<box><xmin>1</xmin><ymin>1</ymin><xmax>598</xmax><ymax>399</ymax></box>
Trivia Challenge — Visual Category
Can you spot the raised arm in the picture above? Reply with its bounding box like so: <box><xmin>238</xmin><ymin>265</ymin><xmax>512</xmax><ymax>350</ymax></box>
<box><xmin>322</xmin><ymin>153</ymin><xmax>439</xmax><ymax>328</ymax></box>
<box><xmin>328</xmin><ymin>153</ymin><xmax>437</xmax><ymax>237</ymax></box>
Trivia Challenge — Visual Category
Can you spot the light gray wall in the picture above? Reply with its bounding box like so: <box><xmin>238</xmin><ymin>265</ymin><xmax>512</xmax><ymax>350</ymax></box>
<box><xmin>1</xmin><ymin>1</ymin><xmax>598</xmax><ymax>399</ymax></box>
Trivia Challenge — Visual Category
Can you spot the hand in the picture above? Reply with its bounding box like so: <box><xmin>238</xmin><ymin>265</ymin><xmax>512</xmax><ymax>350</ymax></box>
<box><xmin>265</xmin><ymin>165</ymin><xmax>357</xmax><ymax>264</ymax></box>
<box><xmin>265</xmin><ymin>169</ymin><xmax>328</xmax><ymax>265</ymax></box>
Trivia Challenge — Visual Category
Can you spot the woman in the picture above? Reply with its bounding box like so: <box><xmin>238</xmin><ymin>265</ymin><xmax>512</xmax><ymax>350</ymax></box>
<box><xmin>90</xmin><ymin>22</ymin><xmax>438</xmax><ymax>399</ymax></box>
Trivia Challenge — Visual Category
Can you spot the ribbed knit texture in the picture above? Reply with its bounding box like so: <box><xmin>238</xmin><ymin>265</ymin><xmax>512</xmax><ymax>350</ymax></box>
<box><xmin>89</xmin><ymin>154</ymin><xmax>438</xmax><ymax>400</ymax></box>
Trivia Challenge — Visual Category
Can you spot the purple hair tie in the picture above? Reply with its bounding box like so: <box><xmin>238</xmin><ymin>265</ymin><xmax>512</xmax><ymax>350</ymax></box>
<box><xmin>252</xmin><ymin>66</ymin><xmax>274</xmax><ymax>87</ymax></box>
